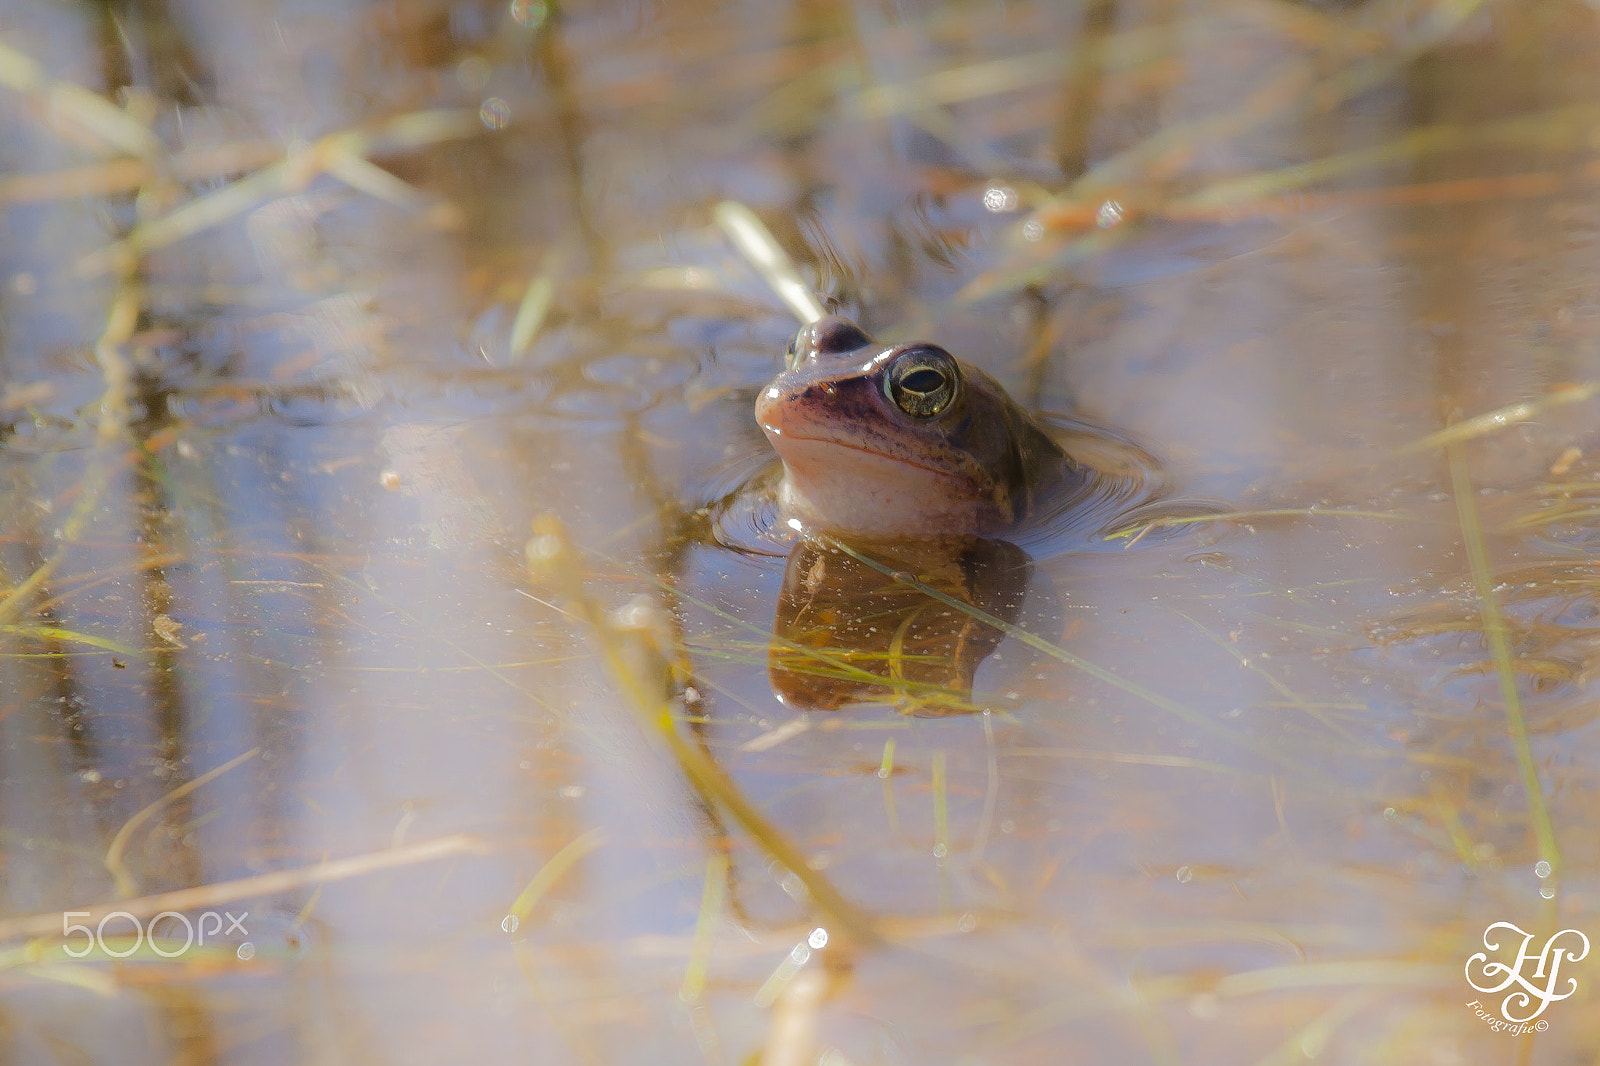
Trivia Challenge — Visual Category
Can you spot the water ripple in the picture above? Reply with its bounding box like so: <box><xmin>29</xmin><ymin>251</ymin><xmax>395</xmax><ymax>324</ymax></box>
<box><xmin>704</xmin><ymin>411</ymin><xmax>1196</xmax><ymax>558</ymax></box>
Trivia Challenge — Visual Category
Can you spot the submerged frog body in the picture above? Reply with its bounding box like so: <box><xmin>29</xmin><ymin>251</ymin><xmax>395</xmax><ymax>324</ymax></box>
<box><xmin>755</xmin><ymin>316</ymin><xmax>1074</xmax><ymax>539</ymax></box>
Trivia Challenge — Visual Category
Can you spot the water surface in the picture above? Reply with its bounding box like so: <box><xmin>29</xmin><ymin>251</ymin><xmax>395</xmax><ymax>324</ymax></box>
<box><xmin>1</xmin><ymin>0</ymin><xmax>1598</xmax><ymax>1062</ymax></box>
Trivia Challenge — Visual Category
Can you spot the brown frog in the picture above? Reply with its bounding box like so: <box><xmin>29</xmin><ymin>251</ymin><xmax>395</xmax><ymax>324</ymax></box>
<box><xmin>755</xmin><ymin>316</ymin><xmax>1074</xmax><ymax>539</ymax></box>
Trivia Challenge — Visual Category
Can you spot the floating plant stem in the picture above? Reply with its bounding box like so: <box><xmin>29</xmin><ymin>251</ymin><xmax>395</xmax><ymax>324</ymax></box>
<box><xmin>1402</xmin><ymin>383</ymin><xmax>1600</xmax><ymax>452</ymax></box>
<box><xmin>527</xmin><ymin>516</ymin><xmax>880</xmax><ymax>947</ymax></box>
<box><xmin>714</xmin><ymin>200</ymin><xmax>825</xmax><ymax>325</ymax></box>
<box><xmin>1447</xmin><ymin>444</ymin><xmax>1560</xmax><ymax>876</ymax></box>
<box><xmin>104</xmin><ymin>747</ymin><xmax>261</xmax><ymax>897</ymax></box>
<box><xmin>0</xmin><ymin>274</ymin><xmax>141</xmax><ymax>627</ymax></box>
<box><xmin>505</xmin><ymin>827</ymin><xmax>607</xmax><ymax>931</ymax></box>
<box><xmin>880</xmin><ymin>738</ymin><xmax>900</xmax><ymax>833</ymax></box>
<box><xmin>932</xmin><ymin>749</ymin><xmax>951</xmax><ymax>913</ymax></box>
<box><xmin>509</xmin><ymin>251</ymin><xmax>563</xmax><ymax>360</ymax></box>
<box><xmin>1103</xmin><ymin>508</ymin><xmax>1412</xmax><ymax>542</ymax></box>
<box><xmin>678</xmin><ymin>852</ymin><xmax>729</xmax><ymax>1003</ymax></box>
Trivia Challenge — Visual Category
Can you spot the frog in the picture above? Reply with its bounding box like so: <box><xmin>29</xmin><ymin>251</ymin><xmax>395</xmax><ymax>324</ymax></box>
<box><xmin>755</xmin><ymin>316</ymin><xmax>1076</xmax><ymax>539</ymax></box>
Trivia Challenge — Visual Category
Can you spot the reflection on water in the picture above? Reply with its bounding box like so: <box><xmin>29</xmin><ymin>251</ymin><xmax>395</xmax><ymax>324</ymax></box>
<box><xmin>2</xmin><ymin>0</ymin><xmax>1600</xmax><ymax>1063</ymax></box>
<box><xmin>768</xmin><ymin>536</ymin><xmax>1031</xmax><ymax>714</ymax></box>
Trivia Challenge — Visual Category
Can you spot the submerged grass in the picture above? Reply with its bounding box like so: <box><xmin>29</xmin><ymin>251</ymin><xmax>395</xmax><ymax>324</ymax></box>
<box><xmin>1104</xmin><ymin>507</ymin><xmax>1414</xmax><ymax>542</ymax></box>
<box><xmin>0</xmin><ymin>273</ymin><xmax>138</xmax><ymax>627</ymax></box>
<box><xmin>506</xmin><ymin>827</ymin><xmax>608</xmax><ymax>929</ymax></box>
<box><xmin>526</xmin><ymin>515</ymin><xmax>881</xmax><ymax>947</ymax></box>
<box><xmin>104</xmin><ymin>747</ymin><xmax>260</xmax><ymax>897</ymax></box>
<box><xmin>822</xmin><ymin>537</ymin><xmax>1335</xmax><ymax>785</ymax></box>
<box><xmin>3</xmin><ymin>0</ymin><xmax>1597</xmax><ymax>1058</ymax></box>
<box><xmin>1401</xmin><ymin>383</ymin><xmax>1600</xmax><ymax>453</ymax></box>
<box><xmin>1446</xmin><ymin>444</ymin><xmax>1561</xmax><ymax>875</ymax></box>
<box><xmin>677</xmin><ymin>852</ymin><xmax>729</xmax><ymax>1004</ymax></box>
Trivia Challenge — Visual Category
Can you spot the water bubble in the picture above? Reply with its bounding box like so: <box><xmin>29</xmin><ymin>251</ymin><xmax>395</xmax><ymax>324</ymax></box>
<box><xmin>1383</xmin><ymin>807</ymin><xmax>1397</xmax><ymax>822</ymax></box>
<box><xmin>79</xmin><ymin>769</ymin><xmax>102</xmax><ymax>784</ymax></box>
<box><xmin>236</xmin><ymin>942</ymin><xmax>256</xmax><ymax>961</ymax></box>
<box><xmin>1175</xmin><ymin>865</ymin><xmax>1193</xmax><ymax>883</ymax></box>
<box><xmin>808</xmin><ymin>927</ymin><xmax>828</xmax><ymax>950</ymax></box>
<box><xmin>526</xmin><ymin>533</ymin><xmax>561</xmax><ymax>563</ymax></box>
<box><xmin>456</xmin><ymin>56</ymin><xmax>491</xmax><ymax>91</ymax></box>
<box><xmin>999</xmin><ymin>819</ymin><xmax>1016</xmax><ymax>834</ymax></box>
<box><xmin>1535</xmin><ymin>860</ymin><xmax>1552</xmax><ymax>878</ymax></box>
<box><xmin>1095</xmin><ymin>200</ymin><xmax>1125</xmax><ymax>228</ymax></box>
<box><xmin>932</xmin><ymin>843</ymin><xmax>949</xmax><ymax>859</ymax></box>
<box><xmin>982</xmin><ymin>185</ymin><xmax>1018</xmax><ymax>213</ymax></box>
<box><xmin>501</xmin><ymin>914</ymin><xmax>520</xmax><ymax>934</ymax></box>
<box><xmin>1540</xmin><ymin>886</ymin><xmax>1557</xmax><ymax>899</ymax></box>
<box><xmin>957</xmin><ymin>912</ymin><xmax>978</xmax><ymax>933</ymax></box>
<box><xmin>1021</xmin><ymin>220</ymin><xmax>1045</xmax><ymax>242</ymax></box>
<box><xmin>479</xmin><ymin>97</ymin><xmax>511</xmax><ymax>130</ymax></box>
<box><xmin>610</xmin><ymin>595</ymin><xmax>657</xmax><ymax>630</ymax></box>
<box><xmin>510</xmin><ymin>0</ymin><xmax>548</xmax><ymax>28</ymax></box>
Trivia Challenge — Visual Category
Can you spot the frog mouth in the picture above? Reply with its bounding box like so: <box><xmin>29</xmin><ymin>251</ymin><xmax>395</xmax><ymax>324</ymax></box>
<box><xmin>774</xmin><ymin>432</ymin><xmax>967</xmax><ymax>482</ymax></box>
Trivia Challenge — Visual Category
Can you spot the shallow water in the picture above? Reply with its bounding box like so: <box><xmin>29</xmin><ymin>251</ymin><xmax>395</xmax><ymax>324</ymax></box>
<box><xmin>2</xmin><ymin>0</ymin><xmax>1599</xmax><ymax>1063</ymax></box>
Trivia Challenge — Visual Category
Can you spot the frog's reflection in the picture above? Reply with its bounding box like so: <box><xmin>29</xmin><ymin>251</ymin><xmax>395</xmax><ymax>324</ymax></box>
<box><xmin>769</xmin><ymin>537</ymin><xmax>1032</xmax><ymax>716</ymax></box>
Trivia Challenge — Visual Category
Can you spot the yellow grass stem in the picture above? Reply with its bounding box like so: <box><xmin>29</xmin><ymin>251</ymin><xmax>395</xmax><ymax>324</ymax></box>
<box><xmin>880</xmin><ymin>738</ymin><xmax>900</xmax><ymax>832</ymax></box>
<box><xmin>0</xmin><ymin>625</ymin><xmax>140</xmax><ymax>657</ymax></box>
<box><xmin>1448</xmin><ymin>444</ymin><xmax>1560</xmax><ymax>875</ymax></box>
<box><xmin>509</xmin><ymin>252</ymin><xmax>563</xmax><ymax>359</ymax></box>
<box><xmin>1402</xmin><ymin>383</ymin><xmax>1600</xmax><ymax>452</ymax></box>
<box><xmin>506</xmin><ymin>827</ymin><xmax>607</xmax><ymax>928</ymax></box>
<box><xmin>678</xmin><ymin>852</ymin><xmax>729</xmax><ymax>1003</ymax></box>
<box><xmin>104</xmin><ymin>748</ymin><xmax>262</xmax><ymax>897</ymax></box>
<box><xmin>528</xmin><ymin>517</ymin><xmax>880</xmax><ymax>947</ymax></box>
<box><xmin>77</xmin><ymin>109</ymin><xmax>478</xmax><ymax>275</ymax></box>
<box><xmin>714</xmin><ymin>201</ymin><xmax>825</xmax><ymax>325</ymax></box>
<box><xmin>1104</xmin><ymin>507</ymin><xmax>1411</xmax><ymax>541</ymax></box>
<box><xmin>0</xmin><ymin>274</ymin><xmax>140</xmax><ymax>627</ymax></box>
<box><xmin>0</xmin><ymin>37</ymin><xmax>160</xmax><ymax>157</ymax></box>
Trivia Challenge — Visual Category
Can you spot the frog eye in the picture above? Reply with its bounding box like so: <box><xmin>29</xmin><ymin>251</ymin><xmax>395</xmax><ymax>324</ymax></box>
<box><xmin>885</xmin><ymin>347</ymin><xmax>960</xmax><ymax>418</ymax></box>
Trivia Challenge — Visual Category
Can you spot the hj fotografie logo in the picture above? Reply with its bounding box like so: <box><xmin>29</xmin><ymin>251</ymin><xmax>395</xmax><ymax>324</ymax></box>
<box><xmin>1464</xmin><ymin>922</ymin><xmax>1590</xmax><ymax>1033</ymax></box>
<box><xmin>62</xmin><ymin>910</ymin><xmax>253</xmax><ymax>960</ymax></box>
